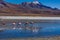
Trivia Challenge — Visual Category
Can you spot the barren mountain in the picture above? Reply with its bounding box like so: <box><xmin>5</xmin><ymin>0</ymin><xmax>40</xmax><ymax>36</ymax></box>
<box><xmin>0</xmin><ymin>0</ymin><xmax>60</xmax><ymax>16</ymax></box>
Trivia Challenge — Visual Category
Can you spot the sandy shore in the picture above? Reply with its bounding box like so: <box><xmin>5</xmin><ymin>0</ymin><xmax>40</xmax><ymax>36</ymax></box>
<box><xmin>1</xmin><ymin>36</ymin><xmax>60</xmax><ymax>40</ymax></box>
<box><xmin>0</xmin><ymin>13</ymin><xmax>60</xmax><ymax>17</ymax></box>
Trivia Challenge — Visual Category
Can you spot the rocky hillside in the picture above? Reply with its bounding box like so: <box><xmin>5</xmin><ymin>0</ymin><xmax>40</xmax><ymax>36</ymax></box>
<box><xmin>0</xmin><ymin>0</ymin><xmax>60</xmax><ymax>16</ymax></box>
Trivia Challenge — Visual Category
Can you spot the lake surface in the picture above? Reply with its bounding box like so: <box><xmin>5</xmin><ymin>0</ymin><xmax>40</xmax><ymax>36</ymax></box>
<box><xmin>0</xmin><ymin>22</ymin><xmax>60</xmax><ymax>39</ymax></box>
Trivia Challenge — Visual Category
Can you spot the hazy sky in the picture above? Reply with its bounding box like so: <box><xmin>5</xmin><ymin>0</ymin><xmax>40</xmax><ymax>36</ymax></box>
<box><xmin>4</xmin><ymin>0</ymin><xmax>60</xmax><ymax>9</ymax></box>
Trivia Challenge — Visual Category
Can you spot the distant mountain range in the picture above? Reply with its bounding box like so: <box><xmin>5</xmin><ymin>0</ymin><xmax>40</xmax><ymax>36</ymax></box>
<box><xmin>0</xmin><ymin>0</ymin><xmax>60</xmax><ymax>16</ymax></box>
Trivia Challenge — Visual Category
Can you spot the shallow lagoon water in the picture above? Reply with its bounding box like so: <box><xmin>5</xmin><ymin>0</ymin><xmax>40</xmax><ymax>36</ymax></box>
<box><xmin>0</xmin><ymin>22</ymin><xmax>60</xmax><ymax>38</ymax></box>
